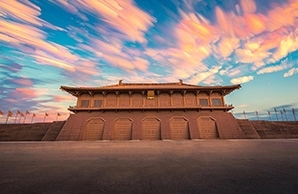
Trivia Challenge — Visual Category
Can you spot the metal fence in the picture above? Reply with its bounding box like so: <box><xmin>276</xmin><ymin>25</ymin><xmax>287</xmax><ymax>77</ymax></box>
<box><xmin>233</xmin><ymin>108</ymin><xmax>297</xmax><ymax>121</ymax></box>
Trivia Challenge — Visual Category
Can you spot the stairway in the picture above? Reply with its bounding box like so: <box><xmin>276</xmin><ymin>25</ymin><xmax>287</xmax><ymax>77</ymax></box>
<box><xmin>251</xmin><ymin>121</ymin><xmax>298</xmax><ymax>138</ymax></box>
<box><xmin>236</xmin><ymin>119</ymin><xmax>260</xmax><ymax>139</ymax></box>
<box><xmin>42</xmin><ymin>121</ymin><xmax>66</xmax><ymax>141</ymax></box>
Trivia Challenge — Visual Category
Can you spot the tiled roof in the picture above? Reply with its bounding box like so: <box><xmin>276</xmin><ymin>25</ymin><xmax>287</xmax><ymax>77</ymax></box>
<box><xmin>60</xmin><ymin>80</ymin><xmax>241</xmax><ymax>96</ymax></box>
<box><xmin>100</xmin><ymin>82</ymin><xmax>203</xmax><ymax>89</ymax></box>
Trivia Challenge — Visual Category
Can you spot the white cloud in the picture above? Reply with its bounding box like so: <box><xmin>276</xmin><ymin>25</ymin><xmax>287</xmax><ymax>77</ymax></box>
<box><xmin>284</xmin><ymin>68</ymin><xmax>298</xmax><ymax>77</ymax></box>
<box><xmin>188</xmin><ymin>66</ymin><xmax>222</xmax><ymax>85</ymax></box>
<box><xmin>230</xmin><ymin>75</ymin><xmax>253</xmax><ymax>84</ymax></box>
<box><xmin>257</xmin><ymin>63</ymin><xmax>290</xmax><ymax>75</ymax></box>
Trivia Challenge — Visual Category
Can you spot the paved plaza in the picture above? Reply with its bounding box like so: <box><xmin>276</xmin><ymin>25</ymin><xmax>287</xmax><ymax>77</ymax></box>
<box><xmin>1</xmin><ymin>140</ymin><xmax>298</xmax><ymax>194</ymax></box>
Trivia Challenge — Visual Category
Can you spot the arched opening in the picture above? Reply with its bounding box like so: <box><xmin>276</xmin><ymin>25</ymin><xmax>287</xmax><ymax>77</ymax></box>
<box><xmin>197</xmin><ymin>116</ymin><xmax>219</xmax><ymax>139</ymax></box>
<box><xmin>169</xmin><ymin>116</ymin><xmax>190</xmax><ymax>140</ymax></box>
<box><xmin>113</xmin><ymin>117</ymin><xmax>133</xmax><ymax>140</ymax></box>
<box><xmin>84</xmin><ymin>117</ymin><xmax>105</xmax><ymax>140</ymax></box>
<box><xmin>141</xmin><ymin>117</ymin><xmax>161</xmax><ymax>140</ymax></box>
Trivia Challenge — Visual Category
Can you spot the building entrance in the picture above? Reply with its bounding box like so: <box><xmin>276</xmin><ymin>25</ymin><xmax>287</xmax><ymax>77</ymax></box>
<box><xmin>197</xmin><ymin>116</ymin><xmax>218</xmax><ymax>139</ymax></box>
<box><xmin>141</xmin><ymin>117</ymin><xmax>161</xmax><ymax>140</ymax></box>
<box><xmin>169</xmin><ymin>117</ymin><xmax>190</xmax><ymax>140</ymax></box>
<box><xmin>113</xmin><ymin>118</ymin><xmax>132</xmax><ymax>140</ymax></box>
<box><xmin>84</xmin><ymin>117</ymin><xmax>105</xmax><ymax>140</ymax></box>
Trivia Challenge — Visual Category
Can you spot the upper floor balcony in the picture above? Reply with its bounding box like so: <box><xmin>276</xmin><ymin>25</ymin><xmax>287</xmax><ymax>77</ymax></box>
<box><xmin>68</xmin><ymin>104</ymin><xmax>234</xmax><ymax>112</ymax></box>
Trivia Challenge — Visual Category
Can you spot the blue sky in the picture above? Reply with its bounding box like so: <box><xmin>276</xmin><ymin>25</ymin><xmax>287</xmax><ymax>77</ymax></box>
<box><xmin>0</xmin><ymin>0</ymin><xmax>297</xmax><ymax>123</ymax></box>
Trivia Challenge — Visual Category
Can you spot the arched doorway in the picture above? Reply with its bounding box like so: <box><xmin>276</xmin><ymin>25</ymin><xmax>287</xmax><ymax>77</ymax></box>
<box><xmin>169</xmin><ymin>116</ymin><xmax>190</xmax><ymax>140</ymax></box>
<box><xmin>141</xmin><ymin>117</ymin><xmax>161</xmax><ymax>140</ymax></box>
<box><xmin>197</xmin><ymin>116</ymin><xmax>218</xmax><ymax>139</ymax></box>
<box><xmin>84</xmin><ymin>117</ymin><xmax>105</xmax><ymax>140</ymax></box>
<box><xmin>113</xmin><ymin>117</ymin><xmax>133</xmax><ymax>140</ymax></box>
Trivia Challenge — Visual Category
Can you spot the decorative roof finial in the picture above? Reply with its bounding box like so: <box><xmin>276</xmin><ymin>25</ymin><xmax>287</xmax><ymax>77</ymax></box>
<box><xmin>179</xmin><ymin>79</ymin><xmax>183</xmax><ymax>84</ymax></box>
<box><xmin>119</xmin><ymin>79</ymin><xmax>123</xmax><ymax>85</ymax></box>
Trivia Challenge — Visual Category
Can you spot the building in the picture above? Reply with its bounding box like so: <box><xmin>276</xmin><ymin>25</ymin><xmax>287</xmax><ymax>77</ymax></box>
<box><xmin>57</xmin><ymin>80</ymin><xmax>245</xmax><ymax>140</ymax></box>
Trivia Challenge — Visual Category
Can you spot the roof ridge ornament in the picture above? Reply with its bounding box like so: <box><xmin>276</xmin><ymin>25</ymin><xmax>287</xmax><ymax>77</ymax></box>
<box><xmin>179</xmin><ymin>79</ymin><xmax>183</xmax><ymax>85</ymax></box>
<box><xmin>119</xmin><ymin>79</ymin><xmax>123</xmax><ymax>85</ymax></box>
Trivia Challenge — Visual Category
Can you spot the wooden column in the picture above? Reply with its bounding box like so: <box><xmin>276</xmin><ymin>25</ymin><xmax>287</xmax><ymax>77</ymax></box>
<box><xmin>102</xmin><ymin>91</ymin><xmax>107</xmax><ymax>107</ymax></box>
<box><xmin>156</xmin><ymin>90</ymin><xmax>160</xmax><ymax>107</ymax></box>
<box><xmin>129</xmin><ymin>91</ymin><xmax>132</xmax><ymax>107</ymax></box>
<box><xmin>142</xmin><ymin>91</ymin><xmax>145</xmax><ymax>107</ymax></box>
<box><xmin>196</xmin><ymin>90</ymin><xmax>200</xmax><ymax>106</ymax></box>
<box><xmin>115</xmin><ymin>91</ymin><xmax>119</xmax><ymax>107</ymax></box>
<box><xmin>221</xmin><ymin>89</ymin><xmax>226</xmax><ymax>106</ymax></box>
<box><xmin>170</xmin><ymin>90</ymin><xmax>173</xmax><ymax>107</ymax></box>
<box><xmin>88</xmin><ymin>91</ymin><xmax>94</xmax><ymax>107</ymax></box>
<box><xmin>183</xmin><ymin>90</ymin><xmax>186</xmax><ymax>107</ymax></box>
<box><xmin>208</xmin><ymin>90</ymin><xmax>213</xmax><ymax>107</ymax></box>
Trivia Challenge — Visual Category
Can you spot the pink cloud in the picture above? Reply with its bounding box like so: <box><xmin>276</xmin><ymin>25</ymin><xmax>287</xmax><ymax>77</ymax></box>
<box><xmin>244</xmin><ymin>14</ymin><xmax>267</xmax><ymax>35</ymax></box>
<box><xmin>0</xmin><ymin>21</ymin><xmax>79</xmax><ymax>71</ymax></box>
<box><xmin>33</xmin><ymin>51</ymin><xmax>76</xmax><ymax>72</ymax></box>
<box><xmin>273</xmin><ymin>33</ymin><xmax>298</xmax><ymax>61</ymax></box>
<box><xmin>234</xmin><ymin>48</ymin><xmax>271</xmax><ymax>64</ymax></box>
<box><xmin>10</xmin><ymin>77</ymin><xmax>34</xmax><ymax>86</ymax></box>
<box><xmin>215</xmin><ymin>6</ymin><xmax>235</xmax><ymax>37</ymax></box>
<box><xmin>0</xmin><ymin>0</ymin><xmax>41</xmax><ymax>26</ymax></box>
<box><xmin>52</xmin><ymin>95</ymin><xmax>76</xmax><ymax>102</ymax></box>
<box><xmin>213</xmin><ymin>37</ymin><xmax>240</xmax><ymax>58</ymax></box>
<box><xmin>15</xmin><ymin>88</ymin><xmax>37</xmax><ymax>99</ymax></box>
<box><xmin>74</xmin><ymin>0</ymin><xmax>156</xmax><ymax>42</ymax></box>
<box><xmin>74</xmin><ymin>60</ymin><xmax>100</xmax><ymax>76</ymax></box>
<box><xmin>80</xmin><ymin>36</ymin><xmax>150</xmax><ymax>72</ymax></box>
<box><xmin>240</xmin><ymin>0</ymin><xmax>257</xmax><ymax>14</ymax></box>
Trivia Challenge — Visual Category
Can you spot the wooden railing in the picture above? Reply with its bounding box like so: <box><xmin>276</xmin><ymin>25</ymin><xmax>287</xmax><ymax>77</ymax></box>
<box><xmin>68</xmin><ymin>104</ymin><xmax>234</xmax><ymax>111</ymax></box>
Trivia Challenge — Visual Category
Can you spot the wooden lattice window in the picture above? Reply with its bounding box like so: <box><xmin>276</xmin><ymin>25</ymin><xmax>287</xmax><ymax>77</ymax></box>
<box><xmin>93</xmin><ymin>100</ymin><xmax>102</xmax><ymax>107</ymax></box>
<box><xmin>212</xmin><ymin>98</ymin><xmax>222</xmax><ymax>106</ymax></box>
<box><xmin>81</xmin><ymin>100</ymin><xmax>89</xmax><ymax>107</ymax></box>
<box><xmin>199</xmin><ymin>99</ymin><xmax>208</xmax><ymax>106</ymax></box>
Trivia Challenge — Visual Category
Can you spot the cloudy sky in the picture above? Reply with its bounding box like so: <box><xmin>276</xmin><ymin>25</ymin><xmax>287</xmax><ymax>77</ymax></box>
<box><xmin>0</xmin><ymin>0</ymin><xmax>297</xmax><ymax>123</ymax></box>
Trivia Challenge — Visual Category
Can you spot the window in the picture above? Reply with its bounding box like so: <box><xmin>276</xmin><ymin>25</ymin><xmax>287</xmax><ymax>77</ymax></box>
<box><xmin>81</xmin><ymin>100</ymin><xmax>89</xmax><ymax>107</ymax></box>
<box><xmin>212</xmin><ymin>98</ymin><xmax>222</xmax><ymax>106</ymax></box>
<box><xmin>94</xmin><ymin>100</ymin><xmax>102</xmax><ymax>107</ymax></box>
<box><xmin>147</xmin><ymin>90</ymin><xmax>154</xmax><ymax>99</ymax></box>
<box><xmin>199</xmin><ymin>99</ymin><xmax>208</xmax><ymax>106</ymax></box>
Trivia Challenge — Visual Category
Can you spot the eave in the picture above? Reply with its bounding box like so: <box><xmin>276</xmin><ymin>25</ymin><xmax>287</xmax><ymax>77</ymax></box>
<box><xmin>67</xmin><ymin>104</ymin><xmax>235</xmax><ymax>112</ymax></box>
<box><xmin>60</xmin><ymin>84</ymin><xmax>241</xmax><ymax>97</ymax></box>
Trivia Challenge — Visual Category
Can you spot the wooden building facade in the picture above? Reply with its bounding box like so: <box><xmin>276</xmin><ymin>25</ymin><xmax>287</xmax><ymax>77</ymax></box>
<box><xmin>58</xmin><ymin>80</ymin><xmax>245</xmax><ymax>140</ymax></box>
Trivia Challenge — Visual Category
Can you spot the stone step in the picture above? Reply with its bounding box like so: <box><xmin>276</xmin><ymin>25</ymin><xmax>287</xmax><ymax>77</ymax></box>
<box><xmin>237</xmin><ymin>119</ymin><xmax>260</xmax><ymax>139</ymax></box>
<box><xmin>42</xmin><ymin>121</ymin><xmax>66</xmax><ymax>141</ymax></box>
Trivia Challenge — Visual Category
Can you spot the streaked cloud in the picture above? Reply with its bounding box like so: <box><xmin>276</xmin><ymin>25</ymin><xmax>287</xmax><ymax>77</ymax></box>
<box><xmin>257</xmin><ymin>62</ymin><xmax>291</xmax><ymax>75</ymax></box>
<box><xmin>188</xmin><ymin>66</ymin><xmax>222</xmax><ymax>85</ymax></box>
<box><xmin>8</xmin><ymin>77</ymin><xmax>33</xmax><ymax>86</ymax></box>
<box><xmin>69</xmin><ymin>0</ymin><xmax>156</xmax><ymax>43</ymax></box>
<box><xmin>15</xmin><ymin>88</ymin><xmax>37</xmax><ymax>99</ymax></box>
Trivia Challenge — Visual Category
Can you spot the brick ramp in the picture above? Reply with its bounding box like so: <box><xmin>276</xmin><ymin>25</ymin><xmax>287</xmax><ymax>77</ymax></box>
<box><xmin>251</xmin><ymin>121</ymin><xmax>298</xmax><ymax>138</ymax></box>
<box><xmin>236</xmin><ymin>119</ymin><xmax>260</xmax><ymax>139</ymax></box>
<box><xmin>215</xmin><ymin>113</ymin><xmax>245</xmax><ymax>139</ymax></box>
<box><xmin>42</xmin><ymin>121</ymin><xmax>66</xmax><ymax>141</ymax></box>
<box><xmin>56</xmin><ymin>114</ymin><xmax>85</xmax><ymax>141</ymax></box>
